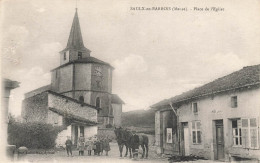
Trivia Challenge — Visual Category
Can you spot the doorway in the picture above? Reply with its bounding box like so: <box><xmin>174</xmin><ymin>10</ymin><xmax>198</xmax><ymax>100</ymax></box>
<box><xmin>183</xmin><ymin>122</ymin><xmax>190</xmax><ymax>156</ymax></box>
<box><xmin>215</xmin><ymin>120</ymin><xmax>224</xmax><ymax>160</ymax></box>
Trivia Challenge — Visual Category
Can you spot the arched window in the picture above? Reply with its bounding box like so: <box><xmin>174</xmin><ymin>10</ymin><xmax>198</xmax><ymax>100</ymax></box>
<box><xmin>79</xmin><ymin>96</ymin><xmax>84</xmax><ymax>103</ymax></box>
<box><xmin>96</xmin><ymin>97</ymin><xmax>101</xmax><ymax>108</ymax></box>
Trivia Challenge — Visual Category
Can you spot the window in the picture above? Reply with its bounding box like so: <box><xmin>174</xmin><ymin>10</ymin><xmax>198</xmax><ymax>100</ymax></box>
<box><xmin>78</xmin><ymin>52</ymin><xmax>82</xmax><ymax>59</ymax></box>
<box><xmin>192</xmin><ymin>121</ymin><xmax>201</xmax><ymax>144</ymax></box>
<box><xmin>192</xmin><ymin>102</ymin><xmax>198</xmax><ymax>114</ymax></box>
<box><xmin>55</xmin><ymin>70</ymin><xmax>58</xmax><ymax>79</ymax></box>
<box><xmin>231</xmin><ymin>96</ymin><xmax>237</xmax><ymax>108</ymax></box>
<box><xmin>96</xmin><ymin>97</ymin><xmax>101</xmax><ymax>108</ymax></box>
<box><xmin>79</xmin><ymin>96</ymin><xmax>84</xmax><ymax>103</ymax></box>
<box><xmin>63</xmin><ymin>52</ymin><xmax>66</xmax><ymax>60</ymax></box>
<box><xmin>241</xmin><ymin>118</ymin><xmax>259</xmax><ymax>149</ymax></box>
<box><xmin>232</xmin><ymin>119</ymin><xmax>242</xmax><ymax>146</ymax></box>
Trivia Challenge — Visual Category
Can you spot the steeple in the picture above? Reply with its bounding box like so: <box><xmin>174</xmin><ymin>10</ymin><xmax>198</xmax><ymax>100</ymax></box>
<box><xmin>60</xmin><ymin>9</ymin><xmax>91</xmax><ymax>65</ymax></box>
<box><xmin>66</xmin><ymin>8</ymin><xmax>85</xmax><ymax>50</ymax></box>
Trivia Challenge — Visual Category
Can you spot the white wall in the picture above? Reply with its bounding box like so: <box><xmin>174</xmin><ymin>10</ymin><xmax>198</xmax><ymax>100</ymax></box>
<box><xmin>84</xmin><ymin>126</ymin><xmax>98</xmax><ymax>139</ymax></box>
<box><xmin>56</xmin><ymin>125</ymin><xmax>72</xmax><ymax>148</ymax></box>
<box><xmin>177</xmin><ymin>88</ymin><xmax>260</xmax><ymax>160</ymax></box>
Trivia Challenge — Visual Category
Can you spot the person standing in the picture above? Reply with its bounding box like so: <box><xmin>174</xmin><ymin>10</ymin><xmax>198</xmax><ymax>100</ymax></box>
<box><xmin>95</xmin><ymin>139</ymin><xmax>101</xmax><ymax>156</ymax></box>
<box><xmin>77</xmin><ymin>133</ymin><xmax>85</xmax><ymax>156</ymax></box>
<box><xmin>103</xmin><ymin>136</ymin><xmax>111</xmax><ymax>156</ymax></box>
<box><xmin>65</xmin><ymin>136</ymin><xmax>73</xmax><ymax>157</ymax></box>
<box><xmin>86</xmin><ymin>137</ymin><xmax>93</xmax><ymax>156</ymax></box>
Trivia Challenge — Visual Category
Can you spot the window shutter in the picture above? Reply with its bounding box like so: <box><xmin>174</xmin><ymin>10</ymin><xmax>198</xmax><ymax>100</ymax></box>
<box><xmin>249</xmin><ymin>118</ymin><xmax>259</xmax><ymax>149</ymax></box>
<box><xmin>192</xmin><ymin>131</ymin><xmax>196</xmax><ymax>143</ymax></box>
<box><xmin>241</xmin><ymin>118</ymin><xmax>249</xmax><ymax>148</ymax></box>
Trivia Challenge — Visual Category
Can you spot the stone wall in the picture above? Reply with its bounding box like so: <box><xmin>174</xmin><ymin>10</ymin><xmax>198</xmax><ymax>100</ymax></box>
<box><xmin>48</xmin><ymin>93</ymin><xmax>97</xmax><ymax>122</ymax></box>
<box><xmin>47</xmin><ymin>110</ymin><xmax>63</xmax><ymax>126</ymax></box>
<box><xmin>22</xmin><ymin>92</ymin><xmax>48</xmax><ymax>122</ymax></box>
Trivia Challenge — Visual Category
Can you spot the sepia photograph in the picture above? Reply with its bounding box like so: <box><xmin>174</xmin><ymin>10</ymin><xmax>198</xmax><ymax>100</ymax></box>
<box><xmin>1</xmin><ymin>0</ymin><xmax>260</xmax><ymax>162</ymax></box>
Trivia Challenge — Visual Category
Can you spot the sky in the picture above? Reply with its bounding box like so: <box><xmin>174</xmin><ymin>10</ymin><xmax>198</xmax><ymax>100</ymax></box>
<box><xmin>1</xmin><ymin>0</ymin><xmax>260</xmax><ymax>116</ymax></box>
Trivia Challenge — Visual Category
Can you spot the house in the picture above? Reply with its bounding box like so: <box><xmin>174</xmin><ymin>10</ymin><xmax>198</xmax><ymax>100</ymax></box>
<box><xmin>22</xmin><ymin>9</ymin><xmax>124</xmax><ymax>146</ymax></box>
<box><xmin>151</xmin><ymin>64</ymin><xmax>260</xmax><ymax>161</ymax></box>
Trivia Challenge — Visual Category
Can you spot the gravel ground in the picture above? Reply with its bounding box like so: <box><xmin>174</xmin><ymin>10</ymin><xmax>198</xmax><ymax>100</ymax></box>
<box><xmin>16</xmin><ymin>142</ymin><xmax>223</xmax><ymax>163</ymax></box>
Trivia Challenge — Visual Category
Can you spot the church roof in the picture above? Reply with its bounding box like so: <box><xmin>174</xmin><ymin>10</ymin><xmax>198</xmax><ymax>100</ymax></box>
<box><xmin>60</xmin><ymin>9</ymin><xmax>90</xmax><ymax>53</ymax></box>
<box><xmin>49</xmin><ymin>107</ymin><xmax>98</xmax><ymax>125</ymax></box>
<box><xmin>151</xmin><ymin>64</ymin><xmax>260</xmax><ymax>108</ymax></box>
<box><xmin>112</xmin><ymin>94</ymin><xmax>125</xmax><ymax>104</ymax></box>
<box><xmin>51</xmin><ymin>56</ymin><xmax>114</xmax><ymax>71</ymax></box>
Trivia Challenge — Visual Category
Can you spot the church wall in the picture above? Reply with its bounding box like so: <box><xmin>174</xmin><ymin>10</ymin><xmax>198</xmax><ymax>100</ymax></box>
<box><xmin>91</xmin><ymin>64</ymin><xmax>111</xmax><ymax>93</ymax></box>
<box><xmin>47</xmin><ymin>110</ymin><xmax>63</xmax><ymax>126</ymax></box>
<box><xmin>21</xmin><ymin>92</ymin><xmax>48</xmax><ymax>123</ymax></box>
<box><xmin>60</xmin><ymin>51</ymin><xmax>70</xmax><ymax>65</ymax></box>
<box><xmin>112</xmin><ymin>103</ymin><xmax>122</xmax><ymax>127</ymax></box>
<box><xmin>90</xmin><ymin>92</ymin><xmax>111</xmax><ymax>116</ymax></box>
<box><xmin>57</xmin><ymin>64</ymin><xmax>73</xmax><ymax>93</ymax></box>
<box><xmin>74</xmin><ymin>64</ymin><xmax>92</xmax><ymax>90</ymax></box>
<box><xmin>69</xmin><ymin>49</ymin><xmax>90</xmax><ymax>61</ymax></box>
<box><xmin>51</xmin><ymin>70</ymin><xmax>59</xmax><ymax>92</ymax></box>
<box><xmin>48</xmin><ymin>93</ymin><xmax>98</xmax><ymax>122</ymax></box>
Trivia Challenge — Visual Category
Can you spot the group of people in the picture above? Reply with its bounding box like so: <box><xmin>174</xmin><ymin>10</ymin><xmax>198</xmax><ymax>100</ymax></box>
<box><xmin>65</xmin><ymin>133</ymin><xmax>111</xmax><ymax>157</ymax></box>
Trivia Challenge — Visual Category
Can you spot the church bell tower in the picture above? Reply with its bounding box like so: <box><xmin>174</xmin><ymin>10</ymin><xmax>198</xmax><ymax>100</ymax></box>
<box><xmin>50</xmin><ymin>9</ymin><xmax>121</xmax><ymax>127</ymax></box>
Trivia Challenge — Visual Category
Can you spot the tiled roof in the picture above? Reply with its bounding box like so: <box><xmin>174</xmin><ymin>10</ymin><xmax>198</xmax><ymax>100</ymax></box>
<box><xmin>112</xmin><ymin>94</ymin><xmax>125</xmax><ymax>104</ymax></box>
<box><xmin>49</xmin><ymin>107</ymin><xmax>98</xmax><ymax>125</ymax></box>
<box><xmin>51</xmin><ymin>56</ymin><xmax>113</xmax><ymax>71</ymax></box>
<box><xmin>24</xmin><ymin>85</ymin><xmax>51</xmax><ymax>98</ymax></box>
<box><xmin>151</xmin><ymin>64</ymin><xmax>260</xmax><ymax>108</ymax></box>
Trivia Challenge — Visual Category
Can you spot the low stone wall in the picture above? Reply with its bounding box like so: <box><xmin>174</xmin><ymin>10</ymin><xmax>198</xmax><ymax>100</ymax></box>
<box><xmin>97</xmin><ymin>128</ymin><xmax>116</xmax><ymax>140</ymax></box>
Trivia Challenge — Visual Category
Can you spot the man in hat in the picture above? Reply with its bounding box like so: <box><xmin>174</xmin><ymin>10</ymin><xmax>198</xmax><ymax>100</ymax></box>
<box><xmin>65</xmin><ymin>136</ymin><xmax>73</xmax><ymax>157</ymax></box>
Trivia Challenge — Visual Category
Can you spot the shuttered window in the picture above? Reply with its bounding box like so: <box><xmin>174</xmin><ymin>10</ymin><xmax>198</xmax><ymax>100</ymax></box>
<box><xmin>241</xmin><ymin>118</ymin><xmax>259</xmax><ymax>149</ymax></box>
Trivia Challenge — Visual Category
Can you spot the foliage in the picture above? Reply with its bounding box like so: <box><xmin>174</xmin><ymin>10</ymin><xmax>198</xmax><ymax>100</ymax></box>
<box><xmin>8</xmin><ymin>122</ymin><xmax>64</xmax><ymax>149</ymax></box>
<box><xmin>122</xmin><ymin>109</ymin><xmax>155</xmax><ymax>128</ymax></box>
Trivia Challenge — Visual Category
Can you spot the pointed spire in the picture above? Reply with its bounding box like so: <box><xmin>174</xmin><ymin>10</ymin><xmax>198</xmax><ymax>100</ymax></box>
<box><xmin>66</xmin><ymin>9</ymin><xmax>85</xmax><ymax>50</ymax></box>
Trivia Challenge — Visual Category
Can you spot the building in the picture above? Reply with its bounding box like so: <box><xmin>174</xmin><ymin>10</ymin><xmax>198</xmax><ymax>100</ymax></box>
<box><xmin>151</xmin><ymin>64</ymin><xmax>260</xmax><ymax>161</ymax></box>
<box><xmin>22</xmin><ymin>9</ymin><xmax>124</xmax><ymax>146</ymax></box>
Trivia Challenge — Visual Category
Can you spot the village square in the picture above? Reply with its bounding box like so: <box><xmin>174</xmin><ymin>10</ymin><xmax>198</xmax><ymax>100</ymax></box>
<box><xmin>1</xmin><ymin>0</ymin><xmax>260</xmax><ymax>163</ymax></box>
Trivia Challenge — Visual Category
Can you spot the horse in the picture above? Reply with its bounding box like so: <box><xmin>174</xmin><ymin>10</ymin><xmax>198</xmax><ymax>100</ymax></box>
<box><xmin>114</xmin><ymin>127</ymin><xmax>131</xmax><ymax>157</ymax></box>
<box><xmin>114</xmin><ymin>127</ymin><xmax>149</xmax><ymax>159</ymax></box>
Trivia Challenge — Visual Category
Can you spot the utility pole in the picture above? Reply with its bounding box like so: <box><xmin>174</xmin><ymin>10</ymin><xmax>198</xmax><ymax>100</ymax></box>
<box><xmin>169</xmin><ymin>102</ymin><xmax>181</xmax><ymax>156</ymax></box>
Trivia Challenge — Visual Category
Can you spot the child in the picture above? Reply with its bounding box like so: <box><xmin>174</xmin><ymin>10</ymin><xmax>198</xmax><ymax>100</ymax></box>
<box><xmin>65</xmin><ymin>136</ymin><xmax>73</xmax><ymax>157</ymax></box>
<box><xmin>77</xmin><ymin>133</ymin><xmax>85</xmax><ymax>156</ymax></box>
<box><xmin>103</xmin><ymin>136</ymin><xmax>111</xmax><ymax>156</ymax></box>
<box><xmin>94</xmin><ymin>139</ymin><xmax>101</xmax><ymax>156</ymax></box>
<box><xmin>86</xmin><ymin>137</ymin><xmax>93</xmax><ymax>156</ymax></box>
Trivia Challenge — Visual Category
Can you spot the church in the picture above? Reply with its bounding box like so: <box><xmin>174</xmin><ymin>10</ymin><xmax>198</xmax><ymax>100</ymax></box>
<box><xmin>22</xmin><ymin>9</ymin><xmax>124</xmax><ymax>146</ymax></box>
